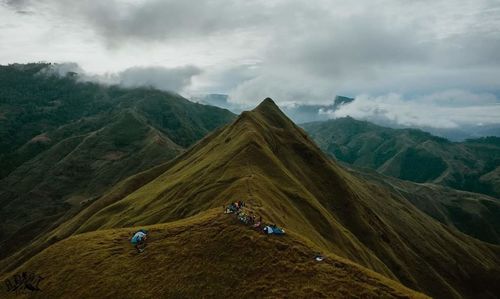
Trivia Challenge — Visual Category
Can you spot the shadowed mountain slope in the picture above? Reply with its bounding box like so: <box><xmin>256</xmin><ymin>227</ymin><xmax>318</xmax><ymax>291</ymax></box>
<box><xmin>302</xmin><ymin>118</ymin><xmax>500</xmax><ymax>198</ymax></box>
<box><xmin>3</xmin><ymin>98</ymin><xmax>500</xmax><ymax>298</ymax></box>
<box><xmin>350</xmin><ymin>166</ymin><xmax>500</xmax><ymax>245</ymax></box>
<box><xmin>0</xmin><ymin>109</ymin><xmax>183</xmax><ymax>259</ymax></box>
<box><xmin>0</xmin><ymin>209</ymin><xmax>427</xmax><ymax>299</ymax></box>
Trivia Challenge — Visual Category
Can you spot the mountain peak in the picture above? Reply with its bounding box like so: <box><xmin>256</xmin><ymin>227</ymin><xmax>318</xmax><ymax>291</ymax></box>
<box><xmin>262</xmin><ymin>97</ymin><xmax>277</xmax><ymax>104</ymax></box>
<box><xmin>254</xmin><ymin>97</ymin><xmax>279</xmax><ymax>111</ymax></box>
<box><xmin>250</xmin><ymin>97</ymin><xmax>295</xmax><ymax>130</ymax></box>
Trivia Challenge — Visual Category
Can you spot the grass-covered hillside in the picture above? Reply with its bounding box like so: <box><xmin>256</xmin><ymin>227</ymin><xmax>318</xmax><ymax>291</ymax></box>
<box><xmin>351</xmin><ymin>166</ymin><xmax>500</xmax><ymax>245</ymax></box>
<box><xmin>0</xmin><ymin>209</ymin><xmax>427</xmax><ymax>299</ymax></box>
<box><xmin>6</xmin><ymin>99</ymin><xmax>499</xmax><ymax>298</ymax></box>
<box><xmin>0</xmin><ymin>63</ymin><xmax>235</xmax><ymax>259</ymax></box>
<box><xmin>302</xmin><ymin>117</ymin><xmax>500</xmax><ymax>198</ymax></box>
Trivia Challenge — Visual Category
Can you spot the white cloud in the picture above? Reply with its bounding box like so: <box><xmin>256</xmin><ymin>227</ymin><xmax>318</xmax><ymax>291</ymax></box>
<box><xmin>117</xmin><ymin>65</ymin><xmax>201</xmax><ymax>91</ymax></box>
<box><xmin>42</xmin><ymin>63</ymin><xmax>201</xmax><ymax>93</ymax></box>
<box><xmin>228</xmin><ymin>71</ymin><xmax>336</xmax><ymax>105</ymax></box>
<box><xmin>325</xmin><ymin>91</ymin><xmax>500</xmax><ymax>128</ymax></box>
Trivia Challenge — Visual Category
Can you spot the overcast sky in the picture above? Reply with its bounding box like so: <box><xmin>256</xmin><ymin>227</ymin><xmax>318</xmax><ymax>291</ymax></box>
<box><xmin>1</xmin><ymin>0</ymin><xmax>500</xmax><ymax>129</ymax></box>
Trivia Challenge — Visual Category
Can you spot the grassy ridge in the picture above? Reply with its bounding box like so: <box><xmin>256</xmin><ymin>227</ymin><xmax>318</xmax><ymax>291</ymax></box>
<box><xmin>6</xmin><ymin>99</ymin><xmax>499</xmax><ymax>298</ymax></box>
<box><xmin>0</xmin><ymin>209</ymin><xmax>427</xmax><ymax>299</ymax></box>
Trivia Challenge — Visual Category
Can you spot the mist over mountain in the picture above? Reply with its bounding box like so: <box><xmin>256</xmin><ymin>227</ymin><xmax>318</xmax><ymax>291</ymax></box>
<box><xmin>326</xmin><ymin>91</ymin><xmax>500</xmax><ymax>141</ymax></box>
<box><xmin>16</xmin><ymin>62</ymin><xmax>500</xmax><ymax>142</ymax></box>
<box><xmin>193</xmin><ymin>94</ymin><xmax>354</xmax><ymax>124</ymax></box>
<box><xmin>40</xmin><ymin>62</ymin><xmax>202</xmax><ymax>93</ymax></box>
<box><xmin>194</xmin><ymin>93</ymin><xmax>500</xmax><ymax>141</ymax></box>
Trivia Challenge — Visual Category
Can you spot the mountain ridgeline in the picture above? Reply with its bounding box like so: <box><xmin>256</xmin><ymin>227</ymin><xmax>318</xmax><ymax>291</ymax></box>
<box><xmin>0</xmin><ymin>63</ymin><xmax>235</xmax><ymax>259</ymax></box>
<box><xmin>2</xmin><ymin>98</ymin><xmax>499</xmax><ymax>298</ymax></box>
<box><xmin>302</xmin><ymin>117</ymin><xmax>500</xmax><ymax>198</ymax></box>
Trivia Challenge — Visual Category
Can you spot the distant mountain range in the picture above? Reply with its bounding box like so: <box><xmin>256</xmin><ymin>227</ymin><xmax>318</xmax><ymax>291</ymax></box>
<box><xmin>302</xmin><ymin>117</ymin><xmax>500</xmax><ymax>199</ymax></box>
<box><xmin>192</xmin><ymin>93</ymin><xmax>354</xmax><ymax>124</ymax></box>
<box><xmin>193</xmin><ymin>93</ymin><xmax>500</xmax><ymax>141</ymax></box>
<box><xmin>0</xmin><ymin>63</ymin><xmax>235</xmax><ymax>258</ymax></box>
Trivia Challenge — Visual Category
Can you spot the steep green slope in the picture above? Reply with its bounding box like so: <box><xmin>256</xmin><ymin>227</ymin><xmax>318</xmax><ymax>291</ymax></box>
<box><xmin>302</xmin><ymin>117</ymin><xmax>500</xmax><ymax>198</ymax></box>
<box><xmin>8</xmin><ymin>99</ymin><xmax>499</xmax><ymax>298</ymax></box>
<box><xmin>350</xmin><ymin>165</ymin><xmax>500</xmax><ymax>244</ymax></box>
<box><xmin>0</xmin><ymin>63</ymin><xmax>235</xmax><ymax>259</ymax></box>
<box><xmin>0</xmin><ymin>110</ymin><xmax>182</xmax><ymax>257</ymax></box>
<box><xmin>0</xmin><ymin>209</ymin><xmax>427</xmax><ymax>299</ymax></box>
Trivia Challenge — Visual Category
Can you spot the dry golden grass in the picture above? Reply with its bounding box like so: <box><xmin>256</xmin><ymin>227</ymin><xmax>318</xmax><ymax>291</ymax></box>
<box><xmin>0</xmin><ymin>209</ymin><xmax>427</xmax><ymax>299</ymax></box>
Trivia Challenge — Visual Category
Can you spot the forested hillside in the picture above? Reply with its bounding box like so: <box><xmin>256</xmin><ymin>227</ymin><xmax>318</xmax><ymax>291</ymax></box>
<box><xmin>303</xmin><ymin>117</ymin><xmax>500</xmax><ymax>198</ymax></box>
<box><xmin>0</xmin><ymin>63</ymin><xmax>235</xmax><ymax>258</ymax></box>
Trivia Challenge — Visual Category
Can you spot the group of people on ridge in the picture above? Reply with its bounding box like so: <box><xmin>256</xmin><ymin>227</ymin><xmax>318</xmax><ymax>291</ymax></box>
<box><xmin>129</xmin><ymin>200</ymin><xmax>288</xmax><ymax>253</ymax></box>
<box><xmin>224</xmin><ymin>200</ymin><xmax>245</xmax><ymax>214</ymax></box>
<box><xmin>224</xmin><ymin>201</ymin><xmax>285</xmax><ymax>235</ymax></box>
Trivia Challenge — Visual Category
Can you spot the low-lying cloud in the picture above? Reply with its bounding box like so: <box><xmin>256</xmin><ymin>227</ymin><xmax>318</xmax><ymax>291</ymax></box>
<box><xmin>43</xmin><ymin>63</ymin><xmax>201</xmax><ymax>93</ymax></box>
<box><xmin>118</xmin><ymin>66</ymin><xmax>201</xmax><ymax>91</ymax></box>
<box><xmin>322</xmin><ymin>90</ymin><xmax>500</xmax><ymax>129</ymax></box>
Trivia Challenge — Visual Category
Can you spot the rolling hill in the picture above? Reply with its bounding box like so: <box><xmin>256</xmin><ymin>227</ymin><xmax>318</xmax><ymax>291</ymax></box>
<box><xmin>3</xmin><ymin>98</ymin><xmax>499</xmax><ymax>298</ymax></box>
<box><xmin>0</xmin><ymin>63</ymin><xmax>235</xmax><ymax>259</ymax></box>
<box><xmin>302</xmin><ymin>117</ymin><xmax>500</xmax><ymax>198</ymax></box>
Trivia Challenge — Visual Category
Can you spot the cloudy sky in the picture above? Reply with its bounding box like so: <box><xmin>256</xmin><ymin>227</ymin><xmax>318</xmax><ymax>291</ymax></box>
<box><xmin>1</xmin><ymin>0</ymin><xmax>500</xmax><ymax>129</ymax></box>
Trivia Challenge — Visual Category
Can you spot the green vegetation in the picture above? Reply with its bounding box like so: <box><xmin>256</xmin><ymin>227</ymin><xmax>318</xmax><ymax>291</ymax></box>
<box><xmin>302</xmin><ymin>117</ymin><xmax>500</xmax><ymax>198</ymax></box>
<box><xmin>0</xmin><ymin>63</ymin><xmax>235</xmax><ymax>259</ymax></box>
<box><xmin>353</xmin><ymin>167</ymin><xmax>500</xmax><ymax>244</ymax></box>
<box><xmin>4</xmin><ymin>99</ymin><xmax>499</xmax><ymax>298</ymax></box>
<box><xmin>399</xmin><ymin>148</ymin><xmax>447</xmax><ymax>182</ymax></box>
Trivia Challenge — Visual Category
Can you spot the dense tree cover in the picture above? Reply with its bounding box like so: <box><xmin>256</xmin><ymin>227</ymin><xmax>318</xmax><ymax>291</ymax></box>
<box><xmin>0</xmin><ymin>63</ymin><xmax>235</xmax><ymax>178</ymax></box>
